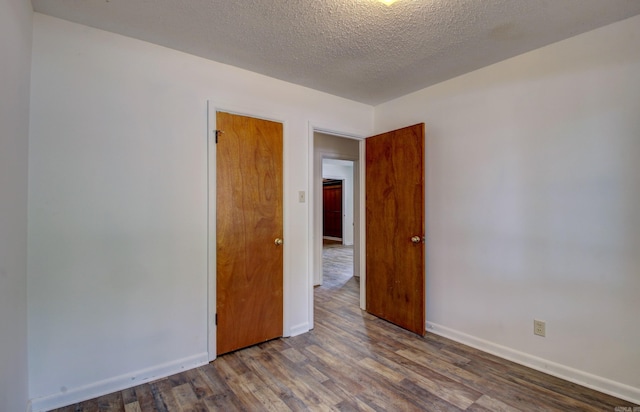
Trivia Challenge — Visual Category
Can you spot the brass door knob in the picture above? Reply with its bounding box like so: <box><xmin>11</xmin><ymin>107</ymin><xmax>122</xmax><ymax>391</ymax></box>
<box><xmin>410</xmin><ymin>236</ymin><xmax>422</xmax><ymax>244</ymax></box>
<box><xmin>274</xmin><ymin>238</ymin><xmax>283</xmax><ymax>246</ymax></box>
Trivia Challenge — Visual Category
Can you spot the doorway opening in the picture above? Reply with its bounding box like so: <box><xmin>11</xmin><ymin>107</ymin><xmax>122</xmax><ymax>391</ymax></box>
<box><xmin>322</xmin><ymin>161</ymin><xmax>354</xmax><ymax>290</ymax></box>
<box><xmin>311</xmin><ymin>130</ymin><xmax>364</xmax><ymax>329</ymax></box>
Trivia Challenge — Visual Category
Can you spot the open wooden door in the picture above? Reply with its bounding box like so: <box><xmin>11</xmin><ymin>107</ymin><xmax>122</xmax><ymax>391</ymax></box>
<box><xmin>365</xmin><ymin>123</ymin><xmax>425</xmax><ymax>335</ymax></box>
<box><xmin>216</xmin><ymin>111</ymin><xmax>283</xmax><ymax>355</ymax></box>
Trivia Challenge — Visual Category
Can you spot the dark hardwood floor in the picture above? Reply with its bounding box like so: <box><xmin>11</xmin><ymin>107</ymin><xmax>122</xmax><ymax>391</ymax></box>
<box><xmin>52</xmin><ymin>245</ymin><xmax>636</xmax><ymax>411</ymax></box>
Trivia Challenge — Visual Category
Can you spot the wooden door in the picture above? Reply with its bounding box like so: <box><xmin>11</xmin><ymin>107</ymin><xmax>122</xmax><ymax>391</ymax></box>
<box><xmin>366</xmin><ymin>123</ymin><xmax>425</xmax><ymax>335</ymax></box>
<box><xmin>216</xmin><ymin>111</ymin><xmax>283</xmax><ymax>355</ymax></box>
<box><xmin>323</xmin><ymin>182</ymin><xmax>343</xmax><ymax>238</ymax></box>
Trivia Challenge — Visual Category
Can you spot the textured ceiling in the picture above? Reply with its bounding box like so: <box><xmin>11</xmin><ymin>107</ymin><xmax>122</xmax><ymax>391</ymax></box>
<box><xmin>31</xmin><ymin>0</ymin><xmax>640</xmax><ymax>105</ymax></box>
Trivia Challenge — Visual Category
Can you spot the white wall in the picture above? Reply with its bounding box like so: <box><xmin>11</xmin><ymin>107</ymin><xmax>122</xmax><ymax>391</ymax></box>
<box><xmin>28</xmin><ymin>13</ymin><xmax>372</xmax><ymax>411</ymax></box>
<box><xmin>375</xmin><ymin>15</ymin><xmax>640</xmax><ymax>402</ymax></box>
<box><xmin>323</xmin><ymin>159</ymin><xmax>355</xmax><ymax>246</ymax></box>
<box><xmin>0</xmin><ymin>1</ymin><xmax>32</xmax><ymax>411</ymax></box>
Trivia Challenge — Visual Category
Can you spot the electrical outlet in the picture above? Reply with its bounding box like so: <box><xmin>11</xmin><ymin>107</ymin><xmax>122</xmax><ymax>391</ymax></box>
<box><xmin>534</xmin><ymin>319</ymin><xmax>546</xmax><ymax>337</ymax></box>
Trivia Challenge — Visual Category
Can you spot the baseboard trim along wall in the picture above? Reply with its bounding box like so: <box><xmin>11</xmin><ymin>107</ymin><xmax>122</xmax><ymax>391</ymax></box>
<box><xmin>288</xmin><ymin>322</ymin><xmax>310</xmax><ymax>337</ymax></box>
<box><xmin>30</xmin><ymin>352</ymin><xmax>209</xmax><ymax>412</ymax></box>
<box><xmin>426</xmin><ymin>322</ymin><xmax>640</xmax><ymax>405</ymax></box>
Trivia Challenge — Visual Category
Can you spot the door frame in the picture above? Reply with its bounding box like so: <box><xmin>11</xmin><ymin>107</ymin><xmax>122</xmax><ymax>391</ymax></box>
<box><xmin>308</xmin><ymin>124</ymin><xmax>366</xmax><ymax>330</ymax></box>
<box><xmin>207</xmin><ymin>101</ymin><xmax>288</xmax><ymax>361</ymax></box>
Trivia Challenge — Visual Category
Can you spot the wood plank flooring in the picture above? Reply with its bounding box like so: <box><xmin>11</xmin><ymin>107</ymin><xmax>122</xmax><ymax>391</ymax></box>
<box><xmin>51</xmin><ymin>245</ymin><xmax>636</xmax><ymax>411</ymax></box>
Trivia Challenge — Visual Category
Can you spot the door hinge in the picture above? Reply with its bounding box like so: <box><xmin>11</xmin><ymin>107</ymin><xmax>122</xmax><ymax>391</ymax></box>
<box><xmin>214</xmin><ymin>130</ymin><xmax>224</xmax><ymax>143</ymax></box>
<box><xmin>215</xmin><ymin>313</ymin><xmax>218</xmax><ymax>325</ymax></box>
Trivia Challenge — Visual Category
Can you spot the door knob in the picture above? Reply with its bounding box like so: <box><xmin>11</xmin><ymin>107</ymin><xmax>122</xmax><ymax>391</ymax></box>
<box><xmin>410</xmin><ymin>236</ymin><xmax>422</xmax><ymax>244</ymax></box>
<box><xmin>274</xmin><ymin>238</ymin><xmax>283</xmax><ymax>246</ymax></box>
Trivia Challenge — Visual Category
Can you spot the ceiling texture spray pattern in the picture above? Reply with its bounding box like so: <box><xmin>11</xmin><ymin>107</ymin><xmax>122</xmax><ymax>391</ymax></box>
<box><xmin>32</xmin><ymin>0</ymin><xmax>640</xmax><ymax>105</ymax></box>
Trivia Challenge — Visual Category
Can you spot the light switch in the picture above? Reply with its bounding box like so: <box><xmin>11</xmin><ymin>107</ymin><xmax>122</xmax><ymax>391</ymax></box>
<box><xmin>298</xmin><ymin>191</ymin><xmax>306</xmax><ymax>203</ymax></box>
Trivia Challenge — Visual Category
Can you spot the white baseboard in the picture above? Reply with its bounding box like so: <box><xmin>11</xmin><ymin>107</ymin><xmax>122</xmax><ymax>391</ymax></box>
<box><xmin>288</xmin><ymin>322</ymin><xmax>310</xmax><ymax>337</ymax></box>
<box><xmin>30</xmin><ymin>352</ymin><xmax>208</xmax><ymax>412</ymax></box>
<box><xmin>426</xmin><ymin>322</ymin><xmax>640</xmax><ymax>405</ymax></box>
